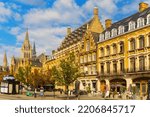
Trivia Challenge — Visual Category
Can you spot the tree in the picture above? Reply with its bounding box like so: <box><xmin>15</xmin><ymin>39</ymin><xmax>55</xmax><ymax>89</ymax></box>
<box><xmin>51</xmin><ymin>53</ymin><xmax>80</xmax><ymax>98</ymax></box>
<box><xmin>15</xmin><ymin>66</ymin><xmax>32</xmax><ymax>86</ymax></box>
<box><xmin>0</xmin><ymin>71</ymin><xmax>10</xmax><ymax>82</ymax></box>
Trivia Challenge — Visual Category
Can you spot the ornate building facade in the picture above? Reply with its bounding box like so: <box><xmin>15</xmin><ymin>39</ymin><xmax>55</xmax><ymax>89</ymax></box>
<box><xmin>97</xmin><ymin>2</ymin><xmax>150</xmax><ymax>96</ymax></box>
<box><xmin>44</xmin><ymin>7</ymin><xmax>103</xmax><ymax>90</ymax></box>
<box><xmin>44</xmin><ymin>2</ymin><xmax>150</xmax><ymax>97</ymax></box>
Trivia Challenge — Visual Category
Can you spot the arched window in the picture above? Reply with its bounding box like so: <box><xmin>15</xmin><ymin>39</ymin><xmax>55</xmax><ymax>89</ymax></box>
<box><xmin>147</xmin><ymin>14</ymin><xmax>150</xmax><ymax>24</ymax></box>
<box><xmin>139</xmin><ymin>35</ymin><xmax>145</xmax><ymax>48</ymax></box>
<box><xmin>106</xmin><ymin>45</ymin><xmax>110</xmax><ymax>56</ymax></box>
<box><xmin>99</xmin><ymin>33</ymin><xmax>104</xmax><ymax>41</ymax></box>
<box><xmin>137</xmin><ymin>17</ymin><xmax>145</xmax><ymax>28</ymax></box>
<box><xmin>105</xmin><ymin>31</ymin><xmax>110</xmax><ymax>39</ymax></box>
<box><xmin>118</xmin><ymin>25</ymin><xmax>124</xmax><ymax>34</ymax></box>
<box><xmin>130</xmin><ymin>38</ymin><xmax>136</xmax><ymax>50</ymax></box>
<box><xmin>111</xmin><ymin>28</ymin><xmax>117</xmax><ymax>37</ymax></box>
<box><xmin>112</xmin><ymin>43</ymin><xmax>117</xmax><ymax>54</ymax></box>
<box><xmin>128</xmin><ymin>21</ymin><xmax>135</xmax><ymax>31</ymax></box>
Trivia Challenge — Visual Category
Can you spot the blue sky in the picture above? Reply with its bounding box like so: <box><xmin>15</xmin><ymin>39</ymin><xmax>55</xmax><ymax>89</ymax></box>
<box><xmin>0</xmin><ymin>0</ymin><xmax>150</xmax><ymax>65</ymax></box>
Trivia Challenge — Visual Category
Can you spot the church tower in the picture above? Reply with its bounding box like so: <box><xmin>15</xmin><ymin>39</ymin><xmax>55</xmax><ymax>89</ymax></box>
<box><xmin>3</xmin><ymin>51</ymin><xmax>8</xmax><ymax>71</ymax></box>
<box><xmin>32</xmin><ymin>42</ymin><xmax>36</xmax><ymax>59</ymax></box>
<box><xmin>21</xmin><ymin>29</ymin><xmax>32</xmax><ymax>60</ymax></box>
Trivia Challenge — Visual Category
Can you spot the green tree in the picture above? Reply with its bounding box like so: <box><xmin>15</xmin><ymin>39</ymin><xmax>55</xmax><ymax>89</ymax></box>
<box><xmin>15</xmin><ymin>66</ymin><xmax>31</xmax><ymax>86</ymax></box>
<box><xmin>51</xmin><ymin>53</ymin><xmax>80</xmax><ymax>98</ymax></box>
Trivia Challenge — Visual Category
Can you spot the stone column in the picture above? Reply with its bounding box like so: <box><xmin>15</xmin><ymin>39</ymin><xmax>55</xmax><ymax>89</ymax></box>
<box><xmin>110</xmin><ymin>61</ymin><xmax>113</xmax><ymax>74</ymax></box>
<box><xmin>126</xmin><ymin>79</ymin><xmax>133</xmax><ymax>90</ymax></box>
<box><xmin>97</xmin><ymin>80</ymin><xmax>101</xmax><ymax>91</ymax></box>
<box><xmin>79</xmin><ymin>80</ymin><xmax>84</xmax><ymax>90</ymax></box>
<box><xmin>105</xmin><ymin>79</ymin><xmax>110</xmax><ymax>91</ymax></box>
<box><xmin>136</xmin><ymin>57</ymin><xmax>139</xmax><ymax>71</ymax></box>
<box><xmin>145</xmin><ymin>55</ymin><xmax>149</xmax><ymax>70</ymax></box>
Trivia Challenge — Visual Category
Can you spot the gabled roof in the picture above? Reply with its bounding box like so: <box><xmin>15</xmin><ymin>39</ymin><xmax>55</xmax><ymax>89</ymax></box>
<box><xmin>57</xmin><ymin>19</ymin><xmax>94</xmax><ymax>51</ymax></box>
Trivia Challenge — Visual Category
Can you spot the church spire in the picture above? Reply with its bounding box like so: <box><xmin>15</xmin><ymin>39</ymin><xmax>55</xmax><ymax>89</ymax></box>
<box><xmin>3</xmin><ymin>51</ymin><xmax>8</xmax><ymax>68</ymax></box>
<box><xmin>32</xmin><ymin>42</ymin><xmax>36</xmax><ymax>59</ymax></box>
<box><xmin>24</xmin><ymin>28</ymin><xmax>30</xmax><ymax>44</ymax></box>
<box><xmin>21</xmin><ymin>29</ymin><xmax>32</xmax><ymax>59</ymax></box>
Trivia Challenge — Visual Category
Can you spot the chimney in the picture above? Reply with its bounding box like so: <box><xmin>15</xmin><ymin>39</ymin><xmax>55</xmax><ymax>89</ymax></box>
<box><xmin>93</xmin><ymin>7</ymin><xmax>99</xmax><ymax>16</ymax></box>
<box><xmin>67</xmin><ymin>27</ymin><xmax>71</xmax><ymax>35</ymax></box>
<box><xmin>139</xmin><ymin>2</ymin><xmax>149</xmax><ymax>12</ymax></box>
<box><xmin>105</xmin><ymin>19</ymin><xmax>112</xmax><ymax>29</ymax></box>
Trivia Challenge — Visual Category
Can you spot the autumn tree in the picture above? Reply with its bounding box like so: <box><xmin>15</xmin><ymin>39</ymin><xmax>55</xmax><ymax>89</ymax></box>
<box><xmin>51</xmin><ymin>53</ymin><xmax>80</xmax><ymax>97</ymax></box>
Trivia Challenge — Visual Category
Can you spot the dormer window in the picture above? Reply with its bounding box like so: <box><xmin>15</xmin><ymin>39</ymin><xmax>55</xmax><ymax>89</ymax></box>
<box><xmin>105</xmin><ymin>31</ymin><xmax>110</xmax><ymax>39</ymax></box>
<box><xmin>99</xmin><ymin>34</ymin><xmax>104</xmax><ymax>41</ymax></box>
<box><xmin>118</xmin><ymin>25</ymin><xmax>124</xmax><ymax>34</ymax></box>
<box><xmin>137</xmin><ymin>17</ymin><xmax>145</xmax><ymax>28</ymax></box>
<box><xmin>147</xmin><ymin>14</ymin><xmax>150</xmax><ymax>24</ymax></box>
<box><xmin>128</xmin><ymin>21</ymin><xmax>135</xmax><ymax>31</ymax></box>
<box><xmin>111</xmin><ymin>28</ymin><xmax>117</xmax><ymax>37</ymax></box>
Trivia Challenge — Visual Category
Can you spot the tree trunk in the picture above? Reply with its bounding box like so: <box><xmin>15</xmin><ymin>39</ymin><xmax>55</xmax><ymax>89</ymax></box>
<box><xmin>66</xmin><ymin>85</ymin><xmax>69</xmax><ymax>100</ymax></box>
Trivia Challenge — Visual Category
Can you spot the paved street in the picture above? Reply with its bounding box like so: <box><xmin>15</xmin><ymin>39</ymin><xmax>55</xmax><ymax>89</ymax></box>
<box><xmin>0</xmin><ymin>91</ymin><xmax>108</xmax><ymax>100</ymax></box>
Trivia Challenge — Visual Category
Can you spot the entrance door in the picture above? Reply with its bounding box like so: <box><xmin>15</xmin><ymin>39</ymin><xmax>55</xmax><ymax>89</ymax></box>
<box><xmin>140</xmin><ymin>81</ymin><xmax>147</xmax><ymax>96</ymax></box>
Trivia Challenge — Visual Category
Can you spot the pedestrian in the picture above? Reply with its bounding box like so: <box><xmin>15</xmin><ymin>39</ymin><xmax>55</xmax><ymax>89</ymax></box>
<box><xmin>34</xmin><ymin>88</ymin><xmax>37</xmax><ymax>98</ymax></box>
<box><xmin>40</xmin><ymin>87</ymin><xmax>44</xmax><ymax>97</ymax></box>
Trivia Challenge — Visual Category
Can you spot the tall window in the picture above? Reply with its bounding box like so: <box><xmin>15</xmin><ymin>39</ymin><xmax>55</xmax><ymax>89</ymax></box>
<box><xmin>139</xmin><ymin>56</ymin><xmax>145</xmax><ymax>71</ymax></box>
<box><xmin>84</xmin><ymin>55</ymin><xmax>88</xmax><ymax>63</ymax></box>
<box><xmin>128</xmin><ymin>21</ymin><xmax>135</xmax><ymax>31</ymax></box>
<box><xmin>88</xmin><ymin>54</ymin><xmax>92</xmax><ymax>62</ymax></box>
<box><xmin>106</xmin><ymin>46</ymin><xmax>110</xmax><ymax>56</ymax></box>
<box><xmin>100</xmin><ymin>48</ymin><xmax>104</xmax><ymax>57</ymax></box>
<box><xmin>118</xmin><ymin>25</ymin><xmax>124</xmax><ymax>34</ymax></box>
<box><xmin>139</xmin><ymin>35</ymin><xmax>145</xmax><ymax>49</ymax></box>
<box><xmin>106</xmin><ymin>62</ymin><xmax>110</xmax><ymax>73</ymax></box>
<box><xmin>101</xmin><ymin>63</ymin><xmax>104</xmax><ymax>74</ymax></box>
<box><xmin>130</xmin><ymin>58</ymin><xmax>135</xmax><ymax>72</ymax></box>
<box><xmin>113</xmin><ymin>61</ymin><xmax>117</xmax><ymax>73</ymax></box>
<box><xmin>130</xmin><ymin>38</ymin><xmax>136</xmax><ymax>50</ymax></box>
<box><xmin>92</xmin><ymin>53</ymin><xmax>96</xmax><ymax>61</ymax></box>
<box><xmin>147</xmin><ymin>14</ymin><xmax>150</xmax><ymax>24</ymax></box>
<box><xmin>120</xmin><ymin>59</ymin><xmax>124</xmax><ymax>72</ymax></box>
<box><xmin>111</xmin><ymin>28</ymin><xmax>117</xmax><ymax>37</ymax></box>
<box><xmin>80</xmin><ymin>56</ymin><xmax>84</xmax><ymax>63</ymax></box>
<box><xmin>92</xmin><ymin>65</ymin><xmax>96</xmax><ymax>74</ymax></box>
<box><xmin>120</xmin><ymin>42</ymin><xmax>124</xmax><ymax>53</ymax></box>
<box><xmin>113</xmin><ymin>44</ymin><xmax>117</xmax><ymax>54</ymax></box>
<box><xmin>105</xmin><ymin>31</ymin><xmax>110</xmax><ymax>39</ymax></box>
<box><xmin>137</xmin><ymin>17</ymin><xmax>145</xmax><ymax>28</ymax></box>
<box><xmin>86</xmin><ymin>40</ymin><xmax>90</xmax><ymax>51</ymax></box>
<box><xmin>99</xmin><ymin>34</ymin><xmax>104</xmax><ymax>41</ymax></box>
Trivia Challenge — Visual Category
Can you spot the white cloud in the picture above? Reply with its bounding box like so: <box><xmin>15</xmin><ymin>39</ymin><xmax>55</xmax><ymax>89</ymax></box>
<box><xmin>120</xmin><ymin>0</ymin><xmax>150</xmax><ymax>15</ymax></box>
<box><xmin>4</xmin><ymin>0</ymin><xmax>119</xmax><ymax>64</ymax></box>
<box><xmin>0</xmin><ymin>44</ymin><xmax>20</xmax><ymax>65</ymax></box>
<box><xmin>0</xmin><ymin>2</ymin><xmax>12</xmax><ymax>22</ymax></box>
